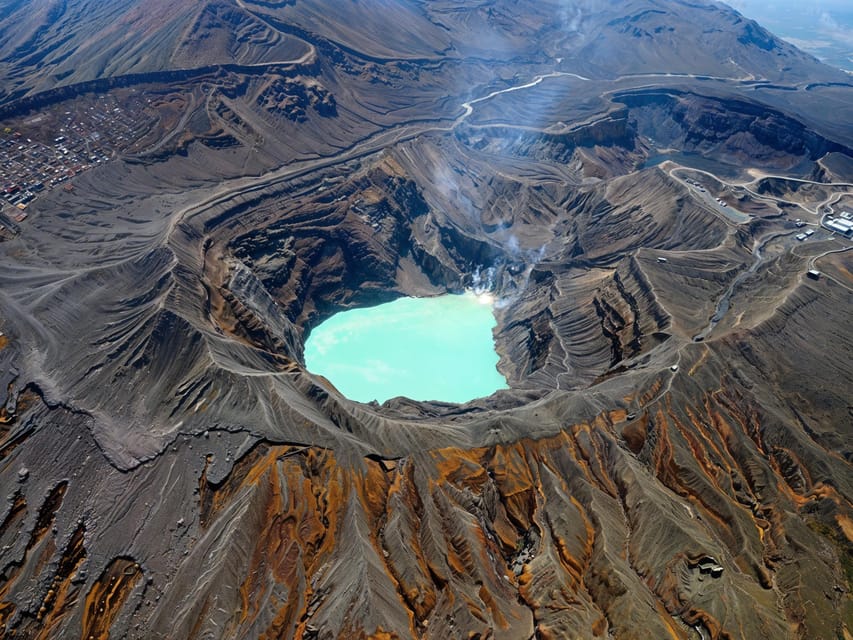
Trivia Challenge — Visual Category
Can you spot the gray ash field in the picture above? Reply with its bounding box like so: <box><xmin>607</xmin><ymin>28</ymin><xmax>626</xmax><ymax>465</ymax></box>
<box><xmin>0</xmin><ymin>1</ymin><xmax>851</xmax><ymax>639</ymax></box>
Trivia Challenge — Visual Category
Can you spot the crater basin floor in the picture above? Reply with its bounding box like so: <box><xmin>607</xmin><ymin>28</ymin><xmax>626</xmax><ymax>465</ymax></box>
<box><xmin>304</xmin><ymin>293</ymin><xmax>508</xmax><ymax>403</ymax></box>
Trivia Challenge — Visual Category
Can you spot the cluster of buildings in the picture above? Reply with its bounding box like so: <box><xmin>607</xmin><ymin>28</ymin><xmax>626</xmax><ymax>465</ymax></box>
<box><xmin>823</xmin><ymin>210</ymin><xmax>853</xmax><ymax>238</ymax></box>
<box><xmin>0</xmin><ymin>95</ymin><xmax>154</xmax><ymax>214</ymax></box>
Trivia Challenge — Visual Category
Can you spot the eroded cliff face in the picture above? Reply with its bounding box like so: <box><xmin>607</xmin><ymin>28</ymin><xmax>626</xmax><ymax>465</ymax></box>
<box><xmin>0</xmin><ymin>1</ymin><xmax>851</xmax><ymax>639</ymax></box>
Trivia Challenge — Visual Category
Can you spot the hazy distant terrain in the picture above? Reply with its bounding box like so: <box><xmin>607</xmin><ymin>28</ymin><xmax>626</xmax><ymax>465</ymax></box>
<box><xmin>730</xmin><ymin>0</ymin><xmax>853</xmax><ymax>71</ymax></box>
<box><xmin>0</xmin><ymin>1</ymin><xmax>850</xmax><ymax>639</ymax></box>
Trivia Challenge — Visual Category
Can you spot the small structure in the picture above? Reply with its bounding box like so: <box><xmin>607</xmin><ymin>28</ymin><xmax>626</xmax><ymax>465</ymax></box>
<box><xmin>796</xmin><ymin>233</ymin><xmax>807</xmax><ymax>241</ymax></box>
<box><xmin>670</xmin><ymin>364</ymin><xmax>679</xmax><ymax>372</ymax></box>
<box><xmin>694</xmin><ymin>556</ymin><xmax>724</xmax><ymax>579</ymax></box>
<box><xmin>698</xmin><ymin>562</ymin><xmax>724</xmax><ymax>578</ymax></box>
<box><xmin>807</xmin><ymin>270</ymin><xmax>821</xmax><ymax>281</ymax></box>
<box><xmin>805</xmin><ymin>229</ymin><xmax>815</xmax><ymax>236</ymax></box>
<box><xmin>657</xmin><ymin>257</ymin><xmax>668</xmax><ymax>263</ymax></box>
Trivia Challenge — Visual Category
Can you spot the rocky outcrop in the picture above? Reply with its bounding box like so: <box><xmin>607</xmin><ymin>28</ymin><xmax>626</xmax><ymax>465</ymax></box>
<box><xmin>257</xmin><ymin>77</ymin><xmax>337</xmax><ymax>121</ymax></box>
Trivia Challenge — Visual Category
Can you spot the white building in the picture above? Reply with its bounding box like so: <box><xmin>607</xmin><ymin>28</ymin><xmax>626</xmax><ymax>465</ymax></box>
<box><xmin>825</xmin><ymin>218</ymin><xmax>853</xmax><ymax>237</ymax></box>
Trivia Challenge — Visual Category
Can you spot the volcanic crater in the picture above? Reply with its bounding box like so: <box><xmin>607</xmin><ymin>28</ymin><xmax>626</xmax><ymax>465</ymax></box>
<box><xmin>0</xmin><ymin>1</ymin><xmax>851</xmax><ymax>639</ymax></box>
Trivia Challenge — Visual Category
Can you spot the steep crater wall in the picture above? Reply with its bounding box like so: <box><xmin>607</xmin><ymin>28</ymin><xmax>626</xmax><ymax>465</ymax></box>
<box><xmin>616</xmin><ymin>89</ymin><xmax>853</xmax><ymax>170</ymax></box>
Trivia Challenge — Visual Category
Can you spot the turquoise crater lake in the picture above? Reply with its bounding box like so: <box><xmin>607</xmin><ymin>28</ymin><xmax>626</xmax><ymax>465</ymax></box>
<box><xmin>304</xmin><ymin>293</ymin><xmax>509</xmax><ymax>403</ymax></box>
